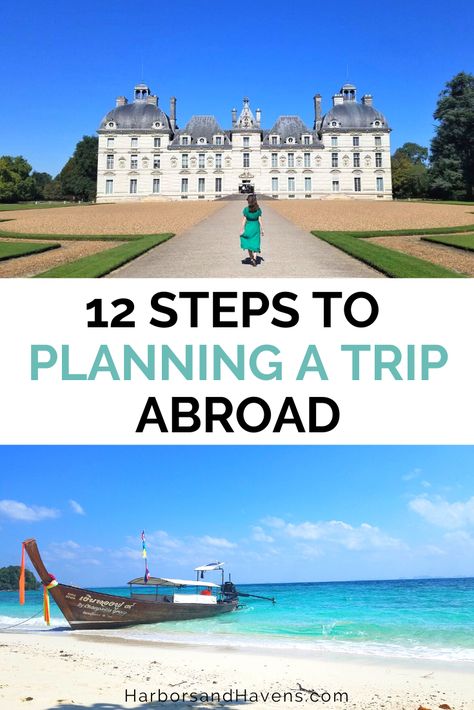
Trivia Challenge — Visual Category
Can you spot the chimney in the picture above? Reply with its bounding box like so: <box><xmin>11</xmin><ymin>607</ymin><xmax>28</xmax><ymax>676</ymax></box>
<box><xmin>170</xmin><ymin>96</ymin><xmax>177</xmax><ymax>131</ymax></box>
<box><xmin>146</xmin><ymin>94</ymin><xmax>158</xmax><ymax>106</ymax></box>
<box><xmin>362</xmin><ymin>94</ymin><xmax>373</xmax><ymax>106</ymax></box>
<box><xmin>255</xmin><ymin>108</ymin><xmax>261</xmax><ymax>127</ymax></box>
<box><xmin>333</xmin><ymin>93</ymin><xmax>343</xmax><ymax>106</ymax></box>
<box><xmin>116</xmin><ymin>96</ymin><xmax>128</xmax><ymax>107</ymax></box>
<box><xmin>313</xmin><ymin>94</ymin><xmax>322</xmax><ymax>130</ymax></box>
<box><xmin>232</xmin><ymin>107</ymin><xmax>237</xmax><ymax>127</ymax></box>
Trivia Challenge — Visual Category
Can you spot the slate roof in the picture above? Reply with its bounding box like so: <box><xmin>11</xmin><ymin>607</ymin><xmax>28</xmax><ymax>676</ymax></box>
<box><xmin>321</xmin><ymin>102</ymin><xmax>389</xmax><ymax>131</ymax></box>
<box><xmin>99</xmin><ymin>102</ymin><xmax>172</xmax><ymax>131</ymax></box>
<box><xmin>262</xmin><ymin>116</ymin><xmax>323</xmax><ymax>147</ymax></box>
<box><xmin>169</xmin><ymin>115</ymin><xmax>231</xmax><ymax>149</ymax></box>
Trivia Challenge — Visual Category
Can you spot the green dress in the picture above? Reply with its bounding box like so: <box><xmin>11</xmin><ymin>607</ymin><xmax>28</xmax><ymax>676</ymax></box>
<box><xmin>240</xmin><ymin>207</ymin><xmax>262</xmax><ymax>252</ymax></box>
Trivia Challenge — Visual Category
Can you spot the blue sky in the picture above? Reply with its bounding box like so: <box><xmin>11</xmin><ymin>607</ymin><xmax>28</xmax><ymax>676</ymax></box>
<box><xmin>1</xmin><ymin>446</ymin><xmax>473</xmax><ymax>586</ymax></box>
<box><xmin>0</xmin><ymin>0</ymin><xmax>472</xmax><ymax>175</ymax></box>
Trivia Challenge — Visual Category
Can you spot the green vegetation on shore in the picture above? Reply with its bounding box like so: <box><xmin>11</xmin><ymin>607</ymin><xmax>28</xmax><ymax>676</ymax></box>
<box><xmin>312</xmin><ymin>224</ymin><xmax>474</xmax><ymax>277</ymax></box>
<box><xmin>0</xmin><ymin>566</ymin><xmax>39</xmax><ymax>591</ymax></box>
<box><xmin>0</xmin><ymin>202</ymin><xmax>91</xmax><ymax>211</ymax></box>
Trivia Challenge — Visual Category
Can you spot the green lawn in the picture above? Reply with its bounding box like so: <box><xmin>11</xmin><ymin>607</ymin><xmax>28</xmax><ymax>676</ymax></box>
<box><xmin>0</xmin><ymin>241</ymin><xmax>59</xmax><ymax>262</ymax></box>
<box><xmin>405</xmin><ymin>199</ymin><xmax>474</xmax><ymax>207</ymax></box>
<box><xmin>421</xmin><ymin>233</ymin><xmax>474</xmax><ymax>252</ymax></box>
<box><xmin>34</xmin><ymin>233</ymin><xmax>173</xmax><ymax>277</ymax></box>
<box><xmin>0</xmin><ymin>201</ymin><xmax>92</xmax><ymax>211</ymax></box>
<box><xmin>312</xmin><ymin>224</ymin><xmax>474</xmax><ymax>277</ymax></box>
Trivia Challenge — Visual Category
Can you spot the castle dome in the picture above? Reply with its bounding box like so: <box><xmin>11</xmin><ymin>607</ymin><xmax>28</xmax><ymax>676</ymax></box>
<box><xmin>321</xmin><ymin>102</ymin><xmax>389</xmax><ymax>131</ymax></box>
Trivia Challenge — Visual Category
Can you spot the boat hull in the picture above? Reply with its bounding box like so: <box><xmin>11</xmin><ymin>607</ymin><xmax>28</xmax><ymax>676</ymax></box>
<box><xmin>23</xmin><ymin>538</ymin><xmax>237</xmax><ymax>630</ymax></box>
<box><xmin>51</xmin><ymin>583</ymin><xmax>237</xmax><ymax>630</ymax></box>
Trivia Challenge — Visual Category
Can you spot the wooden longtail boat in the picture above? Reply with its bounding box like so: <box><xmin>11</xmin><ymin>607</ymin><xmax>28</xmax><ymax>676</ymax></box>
<box><xmin>23</xmin><ymin>538</ymin><xmax>239</xmax><ymax>630</ymax></box>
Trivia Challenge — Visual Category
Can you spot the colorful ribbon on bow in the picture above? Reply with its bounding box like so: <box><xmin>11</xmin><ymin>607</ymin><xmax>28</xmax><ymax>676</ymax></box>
<box><xmin>43</xmin><ymin>577</ymin><xmax>59</xmax><ymax>625</ymax></box>
<box><xmin>19</xmin><ymin>543</ymin><xmax>26</xmax><ymax>605</ymax></box>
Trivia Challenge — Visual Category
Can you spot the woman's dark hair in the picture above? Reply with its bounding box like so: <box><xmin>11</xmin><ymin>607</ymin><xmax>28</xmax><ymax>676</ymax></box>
<box><xmin>247</xmin><ymin>193</ymin><xmax>259</xmax><ymax>212</ymax></box>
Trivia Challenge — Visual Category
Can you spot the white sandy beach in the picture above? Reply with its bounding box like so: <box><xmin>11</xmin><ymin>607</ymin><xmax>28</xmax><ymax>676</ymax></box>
<box><xmin>0</xmin><ymin>632</ymin><xmax>472</xmax><ymax>710</ymax></box>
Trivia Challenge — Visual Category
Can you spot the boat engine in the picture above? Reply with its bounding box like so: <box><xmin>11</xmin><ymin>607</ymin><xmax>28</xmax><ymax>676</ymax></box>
<box><xmin>221</xmin><ymin>580</ymin><xmax>239</xmax><ymax>601</ymax></box>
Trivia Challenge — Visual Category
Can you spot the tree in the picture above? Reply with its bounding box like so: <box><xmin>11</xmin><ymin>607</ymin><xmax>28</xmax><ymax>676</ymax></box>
<box><xmin>430</xmin><ymin>72</ymin><xmax>474</xmax><ymax>200</ymax></box>
<box><xmin>0</xmin><ymin>155</ymin><xmax>36</xmax><ymax>203</ymax></box>
<box><xmin>58</xmin><ymin>135</ymin><xmax>98</xmax><ymax>201</ymax></box>
<box><xmin>31</xmin><ymin>171</ymin><xmax>53</xmax><ymax>200</ymax></box>
<box><xmin>0</xmin><ymin>565</ymin><xmax>39</xmax><ymax>591</ymax></box>
<box><xmin>391</xmin><ymin>143</ymin><xmax>429</xmax><ymax>199</ymax></box>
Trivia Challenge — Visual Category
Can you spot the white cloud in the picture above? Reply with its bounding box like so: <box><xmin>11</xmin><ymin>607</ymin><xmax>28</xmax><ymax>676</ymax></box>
<box><xmin>402</xmin><ymin>468</ymin><xmax>422</xmax><ymax>481</ymax></box>
<box><xmin>261</xmin><ymin>516</ymin><xmax>286</xmax><ymax>529</ymax></box>
<box><xmin>0</xmin><ymin>499</ymin><xmax>59</xmax><ymax>522</ymax></box>
<box><xmin>48</xmin><ymin>540</ymin><xmax>103</xmax><ymax>562</ymax></box>
<box><xmin>409</xmin><ymin>495</ymin><xmax>474</xmax><ymax>529</ymax></box>
<box><xmin>252</xmin><ymin>526</ymin><xmax>274</xmax><ymax>543</ymax></box>
<box><xmin>260</xmin><ymin>517</ymin><xmax>401</xmax><ymax>551</ymax></box>
<box><xmin>198</xmin><ymin>535</ymin><xmax>237</xmax><ymax>549</ymax></box>
<box><xmin>69</xmin><ymin>499</ymin><xmax>85</xmax><ymax>515</ymax></box>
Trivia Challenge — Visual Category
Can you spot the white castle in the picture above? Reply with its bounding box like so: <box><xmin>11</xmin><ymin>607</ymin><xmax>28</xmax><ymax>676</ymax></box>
<box><xmin>96</xmin><ymin>83</ymin><xmax>392</xmax><ymax>202</ymax></box>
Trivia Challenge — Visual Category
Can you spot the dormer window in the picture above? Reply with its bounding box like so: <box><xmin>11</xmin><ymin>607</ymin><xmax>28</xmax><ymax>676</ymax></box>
<box><xmin>286</xmin><ymin>137</ymin><xmax>295</xmax><ymax>144</ymax></box>
<box><xmin>153</xmin><ymin>121</ymin><xmax>162</xmax><ymax>129</ymax></box>
<box><xmin>181</xmin><ymin>136</ymin><xmax>189</xmax><ymax>145</ymax></box>
<box><xmin>331</xmin><ymin>121</ymin><xmax>338</xmax><ymax>127</ymax></box>
<box><xmin>107</xmin><ymin>121</ymin><xmax>116</xmax><ymax>129</ymax></box>
<box><xmin>373</xmin><ymin>120</ymin><xmax>381</xmax><ymax>127</ymax></box>
<box><xmin>270</xmin><ymin>135</ymin><xmax>279</xmax><ymax>145</ymax></box>
<box><xmin>198</xmin><ymin>137</ymin><xmax>207</xmax><ymax>144</ymax></box>
<box><xmin>214</xmin><ymin>135</ymin><xmax>223</xmax><ymax>145</ymax></box>
<box><xmin>303</xmin><ymin>135</ymin><xmax>311</xmax><ymax>145</ymax></box>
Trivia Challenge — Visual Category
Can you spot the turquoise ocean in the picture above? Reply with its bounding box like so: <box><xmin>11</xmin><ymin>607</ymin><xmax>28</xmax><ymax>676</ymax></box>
<box><xmin>1</xmin><ymin>578</ymin><xmax>473</xmax><ymax>663</ymax></box>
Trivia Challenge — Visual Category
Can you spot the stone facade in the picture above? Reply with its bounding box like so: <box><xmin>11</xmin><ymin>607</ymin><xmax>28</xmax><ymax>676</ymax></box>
<box><xmin>96</xmin><ymin>83</ymin><xmax>392</xmax><ymax>202</ymax></box>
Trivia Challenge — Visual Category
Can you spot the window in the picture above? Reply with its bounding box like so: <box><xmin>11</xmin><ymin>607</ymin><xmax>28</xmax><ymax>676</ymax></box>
<box><xmin>105</xmin><ymin>179</ymin><xmax>113</xmax><ymax>194</ymax></box>
<box><xmin>272</xmin><ymin>177</ymin><xmax>278</xmax><ymax>192</ymax></box>
<box><xmin>331</xmin><ymin>153</ymin><xmax>338</xmax><ymax>168</ymax></box>
<box><xmin>375</xmin><ymin>153</ymin><xmax>382</xmax><ymax>167</ymax></box>
<box><xmin>215</xmin><ymin>136</ymin><xmax>222</xmax><ymax>145</ymax></box>
<box><xmin>353</xmin><ymin>153</ymin><xmax>360</xmax><ymax>168</ymax></box>
<box><xmin>374</xmin><ymin>121</ymin><xmax>381</xmax><ymax>127</ymax></box>
<box><xmin>375</xmin><ymin>136</ymin><xmax>382</xmax><ymax>147</ymax></box>
<box><xmin>331</xmin><ymin>136</ymin><xmax>338</xmax><ymax>147</ymax></box>
<box><xmin>331</xmin><ymin>121</ymin><xmax>338</xmax><ymax>127</ymax></box>
<box><xmin>106</xmin><ymin>154</ymin><xmax>114</xmax><ymax>169</ymax></box>
<box><xmin>153</xmin><ymin>178</ymin><xmax>160</xmax><ymax>193</ymax></box>
<box><xmin>288</xmin><ymin>177</ymin><xmax>295</xmax><ymax>192</ymax></box>
<box><xmin>376</xmin><ymin>176</ymin><xmax>384</xmax><ymax>192</ymax></box>
<box><xmin>354</xmin><ymin>177</ymin><xmax>361</xmax><ymax>192</ymax></box>
<box><xmin>215</xmin><ymin>177</ymin><xmax>222</xmax><ymax>192</ymax></box>
<box><xmin>107</xmin><ymin>137</ymin><xmax>114</xmax><ymax>148</ymax></box>
<box><xmin>353</xmin><ymin>136</ymin><xmax>360</xmax><ymax>147</ymax></box>
<box><xmin>271</xmin><ymin>153</ymin><xmax>278</xmax><ymax>168</ymax></box>
<box><xmin>154</xmin><ymin>137</ymin><xmax>161</xmax><ymax>148</ymax></box>
<box><xmin>130</xmin><ymin>155</ymin><xmax>138</xmax><ymax>169</ymax></box>
<box><xmin>198</xmin><ymin>177</ymin><xmax>205</xmax><ymax>193</ymax></box>
<box><xmin>304</xmin><ymin>153</ymin><xmax>311</xmax><ymax>167</ymax></box>
<box><xmin>131</xmin><ymin>137</ymin><xmax>138</xmax><ymax>148</ymax></box>
<box><xmin>287</xmin><ymin>153</ymin><xmax>295</xmax><ymax>167</ymax></box>
<box><xmin>243</xmin><ymin>152</ymin><xmax>250</xmax><ymax>168</ymax></box>
<box><xmin>181</xmin><ymin>136</ymin><xmax>189</xmax><ymax>145</ymax></box>
<box><xmin>215</xmin><ymin>154</ymin><xmax>222</xmax><ymax>169</ymax></box>
<box><xmin>129</xmin><ymin>179</ymin><xmax>137</xmax><ymax>194</ymax></box>
<box><xmin>182</xmin><ymin>154</ymin><xmax>189</xmax><ymax>169</ymax></box>
<box><xmin>305</xmin><ymin>177</ymin><xmax>312</xmax><ymax>192</ymax></box>
<box><xmin>181</xmin><ymin>178</ymin><xmax>188</xmax><ymax>193</ymax></box>
<box><xmin>332</xmin><ymin>180</ymin><xmax>340</xmax><ymax>192</ymax></box>
<box><xmin>153</xmin><ymin>155</ymin><xmax>160</xmax><ymax>169</ymax></box>
<box><xmin>271</xmin><ymin>135</ymin><xmax>278</xmax><ymax>145</ymax></box>
<box><xmin>303</xmin><ymin>136</ymin><xmax>310</xmax><ymax>145</ymax></box>
<box><xmin>243</xmin><ymin>136</ymin><xmax>250</xmax><ymax>147</ymax></box>
<box><xmin>198</xmin><ymin>153</ymin><xmax>205</xmax><ymax>169</ymax></box>
<box><xmin>287</xmin><ymin>137</ymin><xmax>295</xmax><ymax>144</ymax></box>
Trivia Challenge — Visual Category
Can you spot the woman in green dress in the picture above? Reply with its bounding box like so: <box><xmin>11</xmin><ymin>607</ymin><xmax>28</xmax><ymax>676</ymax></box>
<box><xmin>240</xmin><ymin>194</ymin><xmax>264</xmax><ymax>267</ymax></box>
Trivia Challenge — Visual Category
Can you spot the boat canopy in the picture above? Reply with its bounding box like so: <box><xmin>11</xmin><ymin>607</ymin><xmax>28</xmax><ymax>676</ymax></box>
<box><xmin>194</xmin><ymin>562</ymin><xmax>224</xmax><ymax>571</ymax></box>
<box><xmin>128</xmin><ymin>576</ymin><xmax>220</xmax><ymax>588</ymax></box>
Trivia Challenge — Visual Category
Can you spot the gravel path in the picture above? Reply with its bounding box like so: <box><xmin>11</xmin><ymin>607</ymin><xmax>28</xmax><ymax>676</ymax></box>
<box><xmin>0</xmin><ymin>201</ymin><xmax>224</xmax><ymax>235</ymax></box>
<box><xmin>270</xmin><ymin>199</ymin><xmax>474</xmax><ymax>231</ymax></box>
<box><xmin>109</xmin><ymin>201</ymin><xmax>383</xmax><ymax>278</ymax></box>
<box><xmin>0</xmin><ymin>239</ymin><xmax>124</xmax><ymax>278</ymax></box>
<box><xmin>368</xmin><ymin>234</ymin><xmax>474</xmax><ymax>276</ymax></box>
